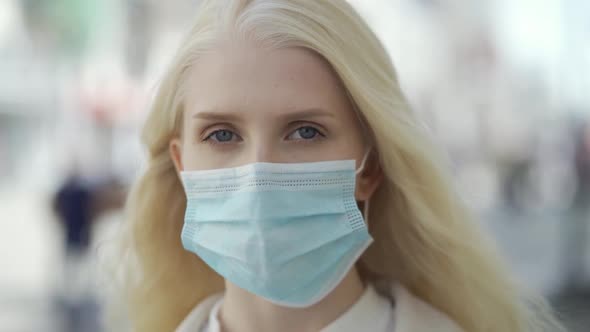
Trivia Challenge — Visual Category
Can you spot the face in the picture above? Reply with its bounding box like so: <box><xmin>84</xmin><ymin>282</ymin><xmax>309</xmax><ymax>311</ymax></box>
<box><xmin>170</xmin><ymin>39</ymin><xmax>381</xmax><ymax>201</ymax></box>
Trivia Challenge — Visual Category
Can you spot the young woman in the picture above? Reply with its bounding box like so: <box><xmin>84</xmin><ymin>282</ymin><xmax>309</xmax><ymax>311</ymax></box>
<box><xmin>115</xmin><ymin>1</ymin><xmax>564</xmax><ymax>331</ymax></box>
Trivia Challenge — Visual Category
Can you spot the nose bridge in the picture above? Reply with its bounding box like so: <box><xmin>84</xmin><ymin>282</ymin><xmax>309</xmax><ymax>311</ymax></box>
<box><xmin>244</xmin><ymin>125</ymin><xmax>278</xmax><ymax>164</ymax></box>
<box><xmin>252</xmin><ymin>138</ymin><xmax>276</xmax><ymax>164</ymax></box>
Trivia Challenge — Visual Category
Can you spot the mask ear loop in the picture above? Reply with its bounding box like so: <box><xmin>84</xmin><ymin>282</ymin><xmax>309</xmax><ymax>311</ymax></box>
<box><xmin>363</xmin><ymin>199</ymin><xmax>370</xmax><ymax>225</ymax></box>
<box><xmin>355</xmin><ymin>150</ymin><xmax>372</xmax><ymax>228</ymax></box>
<box><xmin>355</xmin><ymin>150</ymin><xmax>371</xmax><ymax>176</ymax></box>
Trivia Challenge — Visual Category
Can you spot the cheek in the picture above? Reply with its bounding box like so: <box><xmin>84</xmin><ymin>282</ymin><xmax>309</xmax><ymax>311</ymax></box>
<box><xmin>178</xmin><ymin>132</ymin><xmax>204</xmax><ymax>170</ymax></box>
<box><xmin>332</xmin><ymin>124</ymin><xmax>367</xmax><ymax>158</ymax></box>
<box><xmin>180</xmin><ymin>140</ymin><xmax>243</xmax><ymax>171</ymax></box>
<box><xmin>332</xmin><ymin>107</ymin><xmax>369</xmax><ymax>154</ymax></box>
<box><xmin>180</xmin><ymin>141</ymin><xmax>216</xmax><ymax>170</ymax></box>
<box><xmin>180</xmin><ymin>147</ymin><xmax>199</xmax><ymax>169</ymax></box>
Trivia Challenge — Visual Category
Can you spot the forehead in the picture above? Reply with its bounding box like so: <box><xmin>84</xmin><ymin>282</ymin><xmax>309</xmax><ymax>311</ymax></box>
<box><xmin>184</xmin><ymin>40</ymin><xmax>353</xmax><ymax>117</ymax></box>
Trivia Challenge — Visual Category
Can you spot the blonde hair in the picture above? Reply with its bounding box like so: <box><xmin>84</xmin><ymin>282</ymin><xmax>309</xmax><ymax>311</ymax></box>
<box><xmin>115</xmin><ymin>1</ymin><xmax>563</xmax><ymax>331</ymax></box>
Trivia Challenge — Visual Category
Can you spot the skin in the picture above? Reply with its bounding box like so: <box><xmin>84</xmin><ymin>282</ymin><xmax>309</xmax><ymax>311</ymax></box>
<box><xmin>170</xmin><ymin>38</ymin><xmax>382</xmax><ymax>332</ymax></box>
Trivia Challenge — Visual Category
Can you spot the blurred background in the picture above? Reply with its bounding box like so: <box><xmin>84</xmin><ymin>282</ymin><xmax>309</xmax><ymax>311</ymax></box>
<box><xmin>0</xmin><ymin>0</ymin><xmax>589</xmax><ymax>331</ymax></box>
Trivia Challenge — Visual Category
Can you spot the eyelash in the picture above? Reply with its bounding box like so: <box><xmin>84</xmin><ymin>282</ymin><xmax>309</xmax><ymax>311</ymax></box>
<box><xmin>286</xmin><ymin>125</ymin><xmax>326</xmax><ymax>142</ymax></box>
<box><xmin>202</xmin><ymin>128</ymin><xmax>241</xmax><ymax>145</ymax></box>
<box><xmin>201</xmin><ymin>124</ymin><xmax>326</xmax><ymax>145</ymax></box>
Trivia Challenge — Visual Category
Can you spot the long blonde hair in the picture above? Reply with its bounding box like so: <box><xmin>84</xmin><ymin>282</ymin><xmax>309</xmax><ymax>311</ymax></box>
<box><xmin>116</xmin><ymin>1</ymin><xmax>563</xmax><ymax>331</ymax></box>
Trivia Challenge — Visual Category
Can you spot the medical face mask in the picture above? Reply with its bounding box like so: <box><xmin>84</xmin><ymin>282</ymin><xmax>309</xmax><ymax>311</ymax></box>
<box><xmin>180</xmin><ymin>157</ymin><xmax>373</xmax><ymax>308</ymax></box>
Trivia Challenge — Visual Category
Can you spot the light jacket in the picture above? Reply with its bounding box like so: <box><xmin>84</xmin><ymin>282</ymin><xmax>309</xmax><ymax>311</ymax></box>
<box><xmin>176</xmin><ymin>284</ymin><xmax>465</xmax><ymax>332</ymax></box>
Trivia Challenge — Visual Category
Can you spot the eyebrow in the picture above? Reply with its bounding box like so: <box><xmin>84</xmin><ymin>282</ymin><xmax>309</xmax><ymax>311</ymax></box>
<box><xmin>191</xmin><ymin>110</ymin><xmax>242</xmax><ymax>122</ymax></box>
<box><xmin>191</xmin><ymin>108</ymin><xmax>335</xmax><ymax>122</ymax></box>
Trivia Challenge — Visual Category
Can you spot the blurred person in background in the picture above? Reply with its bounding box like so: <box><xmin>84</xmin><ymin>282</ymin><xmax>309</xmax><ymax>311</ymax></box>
<box><xmin>52</xmin><ymin>163</ymin><xmax>97</xmax><ymax>331</ymax></box>
<box><xmin>574</xmin><ymin>118</ymin><xmax>590</xmax><ymax>215</ymax></box>
<box><xmin>110</xmin><ymin>1</ymin><xmax>565</xmax><ymax>332</ymax></box>
<box><xmin>52</xmin><ymin>161</ymin><xmax>126</xmax><ymax>332</ymax></box>
<box><xmin>563</xmin><ymin>116</ymin><xmax>590</xmax><ymax>291</ymax></box>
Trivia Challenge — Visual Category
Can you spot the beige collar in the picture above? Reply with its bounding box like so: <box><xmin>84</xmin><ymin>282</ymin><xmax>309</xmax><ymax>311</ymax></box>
<box><xmin>176</xmin><ymin>283</ymin><xmax>464</xmax><ymax>332</ymax></box>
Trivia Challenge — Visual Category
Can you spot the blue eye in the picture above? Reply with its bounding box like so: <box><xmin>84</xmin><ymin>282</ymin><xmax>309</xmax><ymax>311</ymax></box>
<box><xmin>289</xmin><ymin>126</ymin><xmax>322</xmax><ymax>140</ymax></box>
<box><xmin>205</xmin><ymin>129</ymin><xmax>236</xmax><ymax>143</ymax></box>
<box><xmin>299</xmin><ymin>127</ymin><xmax>318</xmax><ymax>139</ymax></box>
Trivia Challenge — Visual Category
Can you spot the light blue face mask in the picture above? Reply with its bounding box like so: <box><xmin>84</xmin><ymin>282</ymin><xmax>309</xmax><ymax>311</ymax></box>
<box><xmin>180</xmin><ymin>157</ymin><xmax>373</xmax><ymax>308</ymax></box>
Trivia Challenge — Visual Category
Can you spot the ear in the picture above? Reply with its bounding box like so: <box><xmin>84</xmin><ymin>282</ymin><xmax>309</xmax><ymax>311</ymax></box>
<box><xmin>355</xmin><ymin>151</ymin><xmax>383</xmax><ymax>202</ymax></box>
<box><xmin>169</xmin><ymin>138</ymin><xmax>184</xmax><ymax>174</ymax></box>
